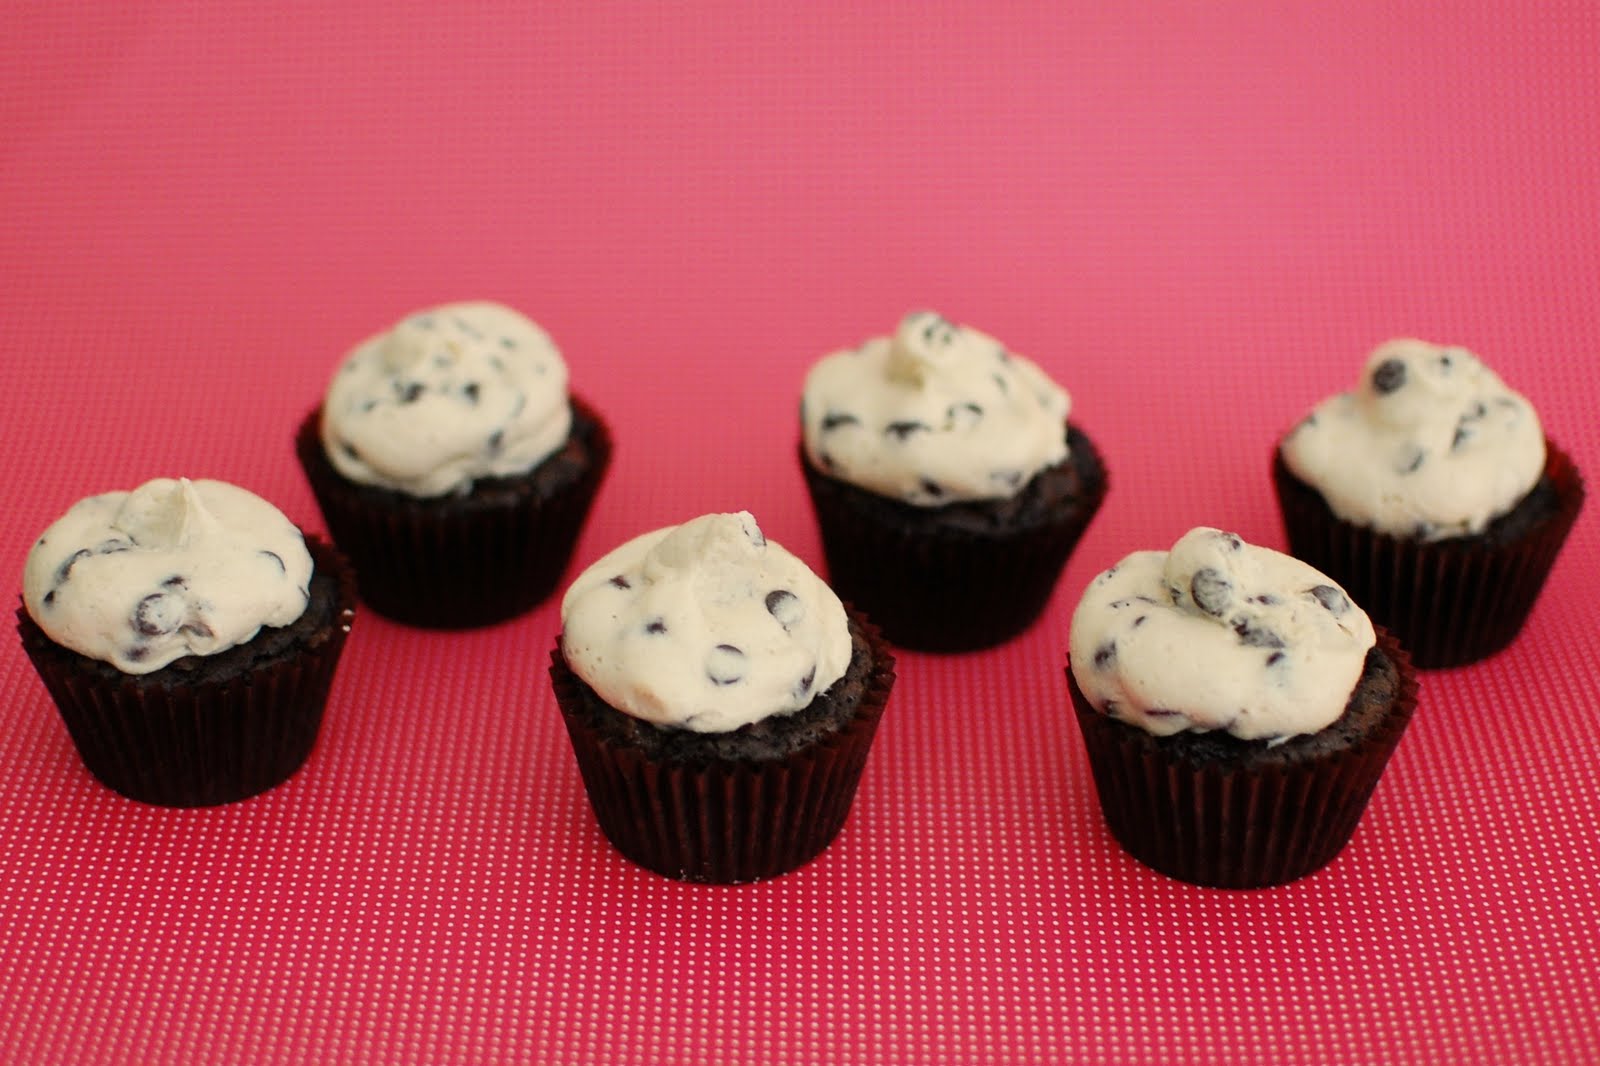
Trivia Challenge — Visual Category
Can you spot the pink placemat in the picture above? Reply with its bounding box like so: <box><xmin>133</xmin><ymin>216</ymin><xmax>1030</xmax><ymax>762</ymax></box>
<box><xmin>3</xmin><ymin>5</ymin><xmax>1597</xmax><ymax>1063</ymax></box>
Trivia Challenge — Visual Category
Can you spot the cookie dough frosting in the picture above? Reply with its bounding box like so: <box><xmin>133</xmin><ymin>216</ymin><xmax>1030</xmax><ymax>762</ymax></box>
<box><xmin>801</xmin><ymin>311</ymin><xmax>1071</xmax><ymax>506</ymax></box>
<box><xmin>22</xmin><ymin>478</ymin><xmax>314</xmax><ymax>675</ymax></box>
<box><xmin>560</xmin><ymin>512</ymin><xmax>852</xmax><ymax>733</ymax></box>
<box><xmin>1070</xmin><ymin>527</ymin><xmax>1376</xmax><ymax>741</ymax></box>
<box><xmin>1282</xmin><ymin>339</ymin><xmax>1546</xmax><ymax>540</ymax></box>
<box><xmin>321</xmin><ymin>301</ymin><xmax>572</xmax><ymax>497</ymax></box>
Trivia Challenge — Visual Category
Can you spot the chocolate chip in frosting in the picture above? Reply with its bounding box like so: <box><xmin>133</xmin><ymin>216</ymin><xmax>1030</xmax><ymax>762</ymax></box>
<box><xmin>1266</xmin><ymin>651</ymin><xmax>1286</xmax><ymax>667</ymax></box>
<box><xmin>609</xmin><ymin>575</ymin><xmax>632</xmax><ymax>590</ymax></box>
<box><xmin>1093</xmin><ymin>641</ymin><xmax>1117</xmax><ymax>669</ymax></box>
<box><xmin>795</xmin><ymin>666</ymin><xmax>816</xmax><ymax>700</ymax></box>
<box><xmin>1371</xmin><ymin>359</ymin><xmax>1407</xmax><ymax>395</ymax></box>
<box><xmin>55</xmin><ymin>548</ymin><xmax>91</xmax><ymax>585</ymax></box>
<box><xmin>919</xmin><ymin>478</ymin><xmax>945</xmax><ymax>499</ymax></box>
<box><xmin>947</xmin><ymin>402</ymin><xmax>984</xmax><ymax>430</ymax></box>
<box><xmin>1233</xmin><ymin>618</ymin><xmax>1286</xmax><ymax>649</ymax></box>
<box><xmin>1395</xmin><ymin>445</ymin><xmax>1426</xmax><ymax>475</ymax></box>
<box><xmin>765</xmin><ymin>589</ymin><xmax>804</xmax><ymax>628</ymax></box>
<box><xmin>706</xmin><ymin>644</ymin><xmax>747</xmax><ymax>686</ymax></box>
<box><xmin>885</xmin><ymin>420</ymin><xmax>929</xmax><ymax>441</ymax></box>
<box><xmin>398</xmin><ymin>381</ymin><xmax>425</xmax><ymax>404</ymax></box>
<box><xmin>1189</xmin><ymin>568</ymin><xmax>1232</xmax><ymax>616</ymax></box>
<box><xmin>487</xmin><ymin>430</ymin><xmax>504</xmax><ymax>456</ymax></box>
<box><xmin>1307</xmin><ymin>584</ymin><xmax>1351</xmax><ymax>615</ymax></box>
<box><xmin>821</xmin><ymin>411</ymin><xmax>861</xmax><ymax>431</ymax></box>
<box><xmin>132</xmin><ymin>592</ymin><xmax>185</xmax><ymax>637</ymax></box>
<box><xmin>645</xmin><ymin>618</ymin><xmax>668</xmax><ymax>635</ymax></box>
<box><xmin>462</xmin><ymin>382</ymin><xmax>481</xmax><ymax>405</ymax></box>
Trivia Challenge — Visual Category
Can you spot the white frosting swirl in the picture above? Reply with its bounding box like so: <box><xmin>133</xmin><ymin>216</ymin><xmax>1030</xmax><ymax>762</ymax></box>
<box><xmin>560</xmin><ymin>512</ymin><xmax>852</xmax><ymax>733</ymax></box>
<box><xmin>320</xmin><ymin>301</ymin><xmax>572</xmax><ymax>497</ymax></box>
<box><xmin>1282</xmin><ymin>339</ymin><xmax>1546</xmax><ymax>540</ymax></box>
<box><xmin>801</xmin><ymin>311</ymin><xmax>1071</xmax><ymax>506</ymax></box>
<box><xmin>1069</xmin><ymin>527</ymin><xmax>1376</xmax><ymax>741</ymax></box>
<box><xmin>22</xmin><ymin>479</ymin><xmax>314</xmax><ymax>675</ymax></box>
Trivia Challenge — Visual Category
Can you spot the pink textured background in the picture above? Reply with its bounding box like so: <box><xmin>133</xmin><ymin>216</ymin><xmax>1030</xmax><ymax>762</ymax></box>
<box><xmin>3</xmin><ymin>4</ymin><xmax>1597</xmax><ymax>1063</ymax></box>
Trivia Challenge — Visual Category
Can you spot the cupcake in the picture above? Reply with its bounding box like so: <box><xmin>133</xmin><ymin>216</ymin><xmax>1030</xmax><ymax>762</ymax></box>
<box><xmin>1066</xmin><ymin>527</ymin><xmax>1418</xmax><ymax>889</ymax></box>
<box><xmin>17</xmin><ymin>478</ymin><xmax>356</xmax><ymax>807</ymax></box>
<box><xmin>799</xmin><ymin>311</ymin><xmax>1107</xmax><ymax>651</ymax></box>
<box><xmin>549</xmin><ymin>511</ymin><xmax>895</xmax><ymax>883</ymax></box>
<box><xmin>1274</xmin><ymin>339</ymin><xmax>1583</xmax><ymax>668</ymax></box>
<box><xmin>296</xmin><ymin>301</ymin><xmax>612</xmax><ymax>628</ymax></box>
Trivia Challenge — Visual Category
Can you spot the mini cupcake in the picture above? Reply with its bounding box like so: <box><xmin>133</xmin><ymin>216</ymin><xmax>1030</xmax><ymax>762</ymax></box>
<box><xmin>1066</xmin><ymin>527</ymin><xmax>1418</xmax><ymax>889</ymax></box>
<box><xmin>296</xmin><ymin>301</ymin><xmax>612</xmax><ymax>628</ymax></box>
<box><xmin>549</xmin><ymin>511</ymin><xmax>895</xmax><ymax>883</ymax></box>
<box><xmin>799</xmin><ymin>311</ymin><xmax>1107</xmax><ymax>651</ymax></box>
<box><xmin>17</xmin><ymin>478</ymin><xmax>356</xmax><ymax>807</ymax></box>
<box><xmin>1274</xmin><ymin>340</ymin><xmax>1583</xmax><ymax>668</ymax></box>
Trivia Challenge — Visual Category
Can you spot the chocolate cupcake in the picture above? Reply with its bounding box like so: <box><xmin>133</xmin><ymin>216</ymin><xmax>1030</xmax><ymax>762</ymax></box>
<box><xmin>799</xmin><ymin>311</ymin><xmax>1107</xmax><ymax>651</ymax></box>
<box><xmin>550</xmin><ymin>511</ymin><xmax>895</xmax><ymax>883</ymax></box>
<box><xmin>17</xmin><ymin>478</ymin><xmax>356</xmax><ymax>807</ymax></box>
<box><xmin>1066</xmin><ymin>527</ymin><xmax>1418</xmax><ymax>889</ymax></box>
<box><xmin>1274</xmin><ymin>340</ymin><xmax>1583</xmax><ymax>668</ymax></box>
<box><xmin>297</xmin><ymin>301</ymin><xmax>612</xmax><ymax>628</ymax></box>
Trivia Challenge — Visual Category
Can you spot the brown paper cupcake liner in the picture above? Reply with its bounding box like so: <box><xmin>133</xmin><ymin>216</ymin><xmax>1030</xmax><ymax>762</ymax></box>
<box><xmin>296</xmin><ymin>394</ymin><xmax>612</xmax><ymax>629</ymax></box>
<box><xmin>16</xmin><ymin>538</ymin><xmax>357</xmax><ymax>807</ymax></box>
<box><xmin>800</xmin><ymin>425</ymin><xmax>1108</xmax><ymax>652</ymax></box>
<box><xmin>1068</xmin><ymin>627</ymin><xmax>1419</xmax><ymax>889</ymax></box>
<box><xmin>550</xmin><ymin>612</ymin><xmax>896</xmax><ymax>884</ymax></box>
<box><xmin>1273</xmin><ymin>439</ymin><xmax>1583</xmax><ymax>669</ymax></box>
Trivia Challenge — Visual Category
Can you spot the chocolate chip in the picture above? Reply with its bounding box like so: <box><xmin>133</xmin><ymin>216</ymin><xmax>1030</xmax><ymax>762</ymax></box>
<box><xmin>947</xmin><ymin>402</ymin><xmax>984</xmax><ymax>429</ymax></box>
<box><xmin>399</xmin><ymin>381</ymin><xmax>424</xmax><ymax>403</ymax></box>
<box><xmin>706</xmin><ymin>644</ymin><xmax>746</xmax><ymax>686</ymax></box>
<box><xmin>885</xmin><ymin>420</ymin><xmax>929</xmax><ymax>441</ymax></box>
<box><xmin>487</xmin><ymin>430</ymin><xmax>504</xmax><ymax>455</ymax></box>
<box><xmin>819</xmin><ymin>452</ymin><xmax>837</xmax><ymax>471</ymax></box>
<box><xmin>765</xmin><ymin>590</ymin><xmax>803</xmax><ymax>627</ymax></box>
<box><xmin>1093</xmin><ymin>641</ymin><xmax>1117</xmax><ymax>669</ymax></box>
<box><xmin>609</xmin><ymin>575</ymin><xmax>631</xmax><ymax>590</ymax></box>
<box><xmin>259</xmin><ymin>550</ymin><xmax>285</xmax><ymax>572</ymax></box>
<box><xmin>1396</xmin><ymin>446</ymin><xmax>1426</xmax><ymax>474</ymax></box>
<box><xmin>1189</xmin><ymin>568</ymin><xmax>1232</xmax><ymax>616</ymax></box>
<box><xmin>645</xmin><ymin>618</ymin><xmax>667</xmax><ymax>635</ymax></box>
<box><xmin>55</xmin><ymin>549</ymin><xmax>91</xmax><ymax>585</ymax></box>
<box><xmin>921</xmin><ymin>315</ymin><xmax>956</xmax><ymax>346</ymax></box>
<box><xmin>919</xmin><ymin>478</ymin><xmax>945</xmax><ymax>498</ymax></box>
<box><xmin>339</xmin><ymin>441</ymin><xmax>361</xmax><ymax>462</ymax></box>
<box><xmin>1132</xmin><ymin>615</ymin><xmax>1148</xmax><ymax>628</ymax></box>
<box><xmin>1233</xmin><ymin>619</ymin><xmax>1285</xmax><ymax>648</ymax></box>
<box><xmin>462</xmin><ymin>382</ymin><xmax>481</xmax><ymax>405</ymax></box>
<box><xmin>1266</xmin><ymin>651</ymin><xmax>1286</xmax><ymax>667</ymax></box>
<box><xmin>1216</xmin><ymin>531</ymin><xmax>1243</xmax><ymax>552</ymax></box>
<box><xmin>1307</xmin><ymin>585</ymin><xmax>1350</xmax><ymax>615</ymax></box>
<box><xmin>1371</xmin><ymin>359</ymin><xmax>1407</xmax><ymax>394</ymax></box>
<box><xmin>1249</xmin><ymin>594</ymin><xmax>1280</xmax><ymax>606</ymax></box>
<box><xmin>126</xmin><ymin>646</ymin><xmax>148</xmax><ymax>662</ymax></box>
<box><xmin>992</xmin><ymin>372</ymin><xmax>1009</xmax><ymax>394</ymax></box>
<box><xmin>795</xmin><ymin>666</ymin><xmax>816</xmax><ymax>700</ymax></box>
<box><xmin>1451</xmin><ymin>426</ymin><xmax>1473</xmax><ymax>451</ymax></box>
<box><xmin>42</xmin><ymin>590</ymin><xmax>55</xmax><ymax>608</ymax></box>
<box><xmin>132</xmin><ymin>592</ymin><xmax>184</xmax><ymax>637</ymax></box>
<box><xmin>821</xmin><ymin>411</ymin><xmax>860</xmax><ymax>431</ymax></box>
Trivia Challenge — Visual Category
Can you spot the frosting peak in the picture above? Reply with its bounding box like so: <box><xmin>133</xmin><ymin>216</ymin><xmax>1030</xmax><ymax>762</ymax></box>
<box><xmin>560</xmin><ymin>512</ymin><xmax>852</xmax><ymax>733</ymax></box>
<box><xmin>802</xmin><ymin>312</ymin><xmax>1071</xmax><ymax>506</ymax></box>
<box><xmin>1069</xmin><ymin>528</ymin><xmax>1376</xmax><ymax>740</ymax></box>
<box><xmin>23</xmin><ymin>479</ymin><xmax>314</xmax><ymax>675</ymax></box>
<box><xmin>321</xmin><ymin>301</ymin><xmax>572</xmax><ymax>498</ymax></box>
<box><xmin>1283</xmin><ymin>339</ymin><xmax>1545</xmax><ymax>540</ymax></box>
<box><xmin>112</xmin><ymin>477</ymin><xmax>222</xmax><ymax>549</ymax></box>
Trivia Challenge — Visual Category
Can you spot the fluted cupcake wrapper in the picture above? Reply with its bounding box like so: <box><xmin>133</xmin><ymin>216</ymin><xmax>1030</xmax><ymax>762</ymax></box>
<box><xmin>800</xmin><ymin>425</ymin><xmax>1108</xmax><ymax>652</ymax></box>
<box><xmin>550</xmin><ymin>615</ymin><xmax>896</xmax><ymax>884</ymax></box>
<box><xmin>1273</xmin><ymin>439</ymin><xmax>1584</xmax><ymax>669</ymax></box>
<box><xmin>296</xmin><ymin>395</ymin><xmax>612</xmax><ymax>629</ymax></box>
<box><xmin>1068</xmin><ymin>627</ymin><xmax>1419</xmax><ymax>889</ymax></box>
<box><xmin>16</xmin><ymin>538</ymin><xmax>357</xmax><ymax>808</ymax></box>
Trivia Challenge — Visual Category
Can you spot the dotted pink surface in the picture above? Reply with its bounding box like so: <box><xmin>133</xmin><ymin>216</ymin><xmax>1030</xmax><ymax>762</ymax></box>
<box><xmin>3</xmin><ymin>5</ymin><xmax>1598</xmax><ymax>1064</ymax></box>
